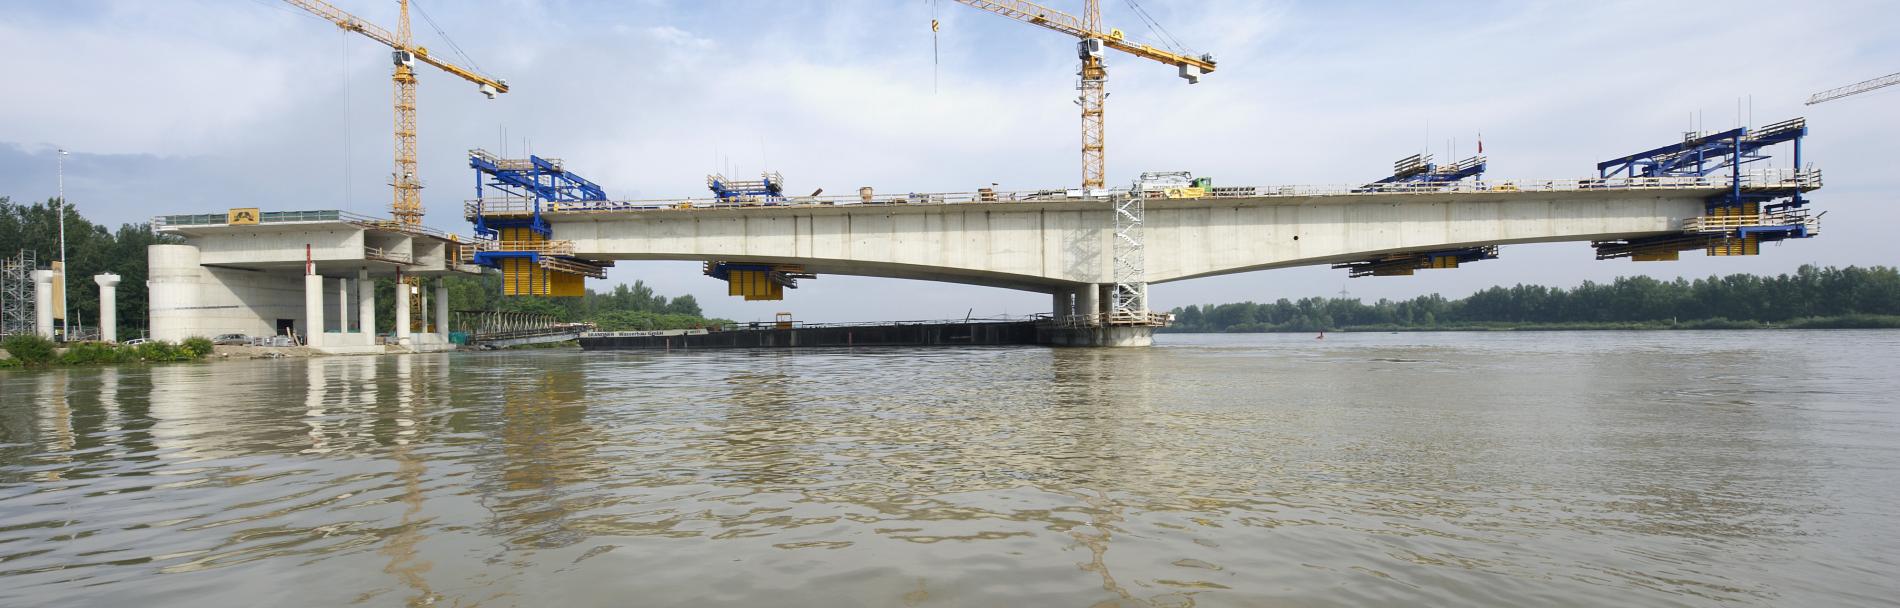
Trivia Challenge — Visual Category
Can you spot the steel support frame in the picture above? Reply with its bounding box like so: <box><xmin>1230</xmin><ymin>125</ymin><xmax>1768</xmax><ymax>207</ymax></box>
<box><xmin>0</xmin><ymin>250</ymin><xmax>36</xmax><ymax>337</ymax></box>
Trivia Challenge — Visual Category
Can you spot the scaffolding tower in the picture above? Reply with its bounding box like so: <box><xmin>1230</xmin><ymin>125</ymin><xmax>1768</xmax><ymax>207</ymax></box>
<box><xmin>1110</xmin><ymin>192</ymin><xmax>1147</xmax><ymax>322</ymax></box>
<box><xmin>1</xmin><ymin>250</ymin><xmax>36</xmax><ymax>337</ymax></box>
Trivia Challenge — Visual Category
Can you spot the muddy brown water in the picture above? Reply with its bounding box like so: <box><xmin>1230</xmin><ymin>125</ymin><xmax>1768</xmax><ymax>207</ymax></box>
<box><xmin>2</xmin><ymin>331</ymin><xmax>1896</xmax><ymax>606</ymax></box>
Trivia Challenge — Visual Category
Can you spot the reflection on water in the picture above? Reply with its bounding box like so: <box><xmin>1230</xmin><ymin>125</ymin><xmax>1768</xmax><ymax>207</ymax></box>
<box><xmin>3</xmin><ymin>331</ymin><xmax>1899</xmax><ymax>606</ymax></box>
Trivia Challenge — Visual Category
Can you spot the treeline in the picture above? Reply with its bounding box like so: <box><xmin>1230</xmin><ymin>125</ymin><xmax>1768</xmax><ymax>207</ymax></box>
<box><xmin>1169</xmin><ymin>265</ymin><xmax>1900</xmax><ymax>332</ymax></box>
<box><xmin>0</xmin><ymin>197</ymin><xmax>176</xmax><ymax>337</ymax></box>
<box><xmin>441</xmin><ymin>273</ymin><xmax>729</xmax><ymax>331</ymax></box>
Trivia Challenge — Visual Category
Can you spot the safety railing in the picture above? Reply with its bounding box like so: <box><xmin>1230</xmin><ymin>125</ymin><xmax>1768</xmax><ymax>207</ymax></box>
<box><xmin>467</xmin><ymin>169</ymin><xmax>1821</xmax><ymax>218</ymax></box>
<box><xmin>1684</xmin><ymin>209</ymin><xmax>1819</xmax><ymax>233</ymax></box>
<box><xmin>154</xmin><ymin>209</ymin><xmax>385</xmax><ymax>231</ymax></box>
<box><xmin>364</xmin><ymin>245</ymin><xmax>414</xmax><ymax>265</ymax></box>
<box><xmin>1045</xmin><ymin>311</ymin><xmax>1174</xmax><ymax>328</ymax></box>
<box><xmin>469</xmin><ymin>239</ymin><xmax>575</xmax><ymax>255</ymax></box>
<box><xmin>464</xmin><ymin>197</ymin><xmax>542</xmax><ymax>218</ymax></box>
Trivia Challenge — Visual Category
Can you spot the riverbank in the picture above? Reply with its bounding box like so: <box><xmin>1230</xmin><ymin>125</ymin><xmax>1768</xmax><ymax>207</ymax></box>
<box><xmin>1</xmin><ymin>336</ymin><xmax>419</xmax><ymax>369</ymax></box>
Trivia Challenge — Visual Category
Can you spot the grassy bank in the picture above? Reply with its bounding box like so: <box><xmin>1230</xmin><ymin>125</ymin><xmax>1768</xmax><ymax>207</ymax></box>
<box><xmin>0</xmin><ymin>335</ymin><xmax>213</xmax><ymax>369</ymax></box>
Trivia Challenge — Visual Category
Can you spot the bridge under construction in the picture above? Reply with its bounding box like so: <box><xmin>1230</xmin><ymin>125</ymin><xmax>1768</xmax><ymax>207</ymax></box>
<box><xmin>136</xmin><ymin>117</ymin><xmax>1822</xmax><ymax>349</ymax></box>
<box><xmin>444</xmin><ymin>117</ymin><xmax>1819</xmax><ymax>345</ymax></box>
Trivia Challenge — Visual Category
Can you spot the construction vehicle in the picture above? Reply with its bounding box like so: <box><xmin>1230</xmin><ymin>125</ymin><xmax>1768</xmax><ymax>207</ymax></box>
<box><xmin>950</xmin><ymin>0</ymin><xmax>1217</xmax><ymax>190</ymax></box>
<box><xmin>1132</xmin><ymin>171</ymin><xmax>1209</xmax><ymax>199</ymax></box>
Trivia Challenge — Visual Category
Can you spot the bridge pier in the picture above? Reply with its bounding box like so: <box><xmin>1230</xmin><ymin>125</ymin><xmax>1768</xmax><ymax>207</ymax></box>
<box><xmin>1037</xmin><ymin>324</ymin><xmax>1154</xmax><ymax>347</ymax></box>
<box><xmin>358</xmin><ymin>269</ymin><xmax>375</xmax><ymax>347</ymax></box>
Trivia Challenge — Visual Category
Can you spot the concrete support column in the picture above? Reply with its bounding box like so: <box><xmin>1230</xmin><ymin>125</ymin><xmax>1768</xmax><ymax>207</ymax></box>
<box><xmin>1051</xmin><ymin>291</ymin><xmax>1071</xmax><ymax>319</ymax></box>
<box><xmin>1075</xmin><ymin>285</ymin><xmax>1099</xmax><ymax>322</ymax></box>
<box><xmin>32</xmin><ymin>270</ymin><xmax>54</xmax><ymax>339</ymax></box>
<box><xmin>94</xmin><ymin>273</ymin><xmax>120</xmax><ymax>343</ymax></box>
<box><xmin>394</xmin><ymin>277</ymin><xmax>411</xmax><ymax>346</ymax></box>
<box><xmin>434</xmin><ymin>280</ymin><xmax>449</xmax><ymax>338</ymax></box>
<box><xmin>418</xmin><ymin>283</ymin><xmax>429</xmax><ymax>334</ymax></box>
<box><xmin>1097</xmin><ymin>284</ymin><xmax>1114</xmax><ymax>316</ymax></box>
<box><xmin>336</xmin><ymin>277</ymin><xmax>349</xmax><ymax>334</ymax></box>
<box><xmin>358</xmin><ymin>269</ymin><xmax>375</xmax><ymax>347</ymax></box>
<box><xmin>304</xmin><ymin>274</ymin><xmax>324</xmax><ymax>348</ymax></box>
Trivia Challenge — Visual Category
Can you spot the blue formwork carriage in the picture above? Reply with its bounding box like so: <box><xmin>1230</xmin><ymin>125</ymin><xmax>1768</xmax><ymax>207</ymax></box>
<box><xmin>1592</xmin><ymin>117</ymin><xmax>1819</xmax><ymax>258</ymax></box>
<box><xmin>1354</xmin><ymin>153</ymin><xmax>1488</xmax><ymax>192</ymax></box>
<box><xmin>465</xmin><ymin>149</ymin><xmax>611</xmax><ymax>272</ymax></box>
<box><xmin>705</xmin><ymin>171</ymin><xmax>786</xmax><ymax>203</ymax></box>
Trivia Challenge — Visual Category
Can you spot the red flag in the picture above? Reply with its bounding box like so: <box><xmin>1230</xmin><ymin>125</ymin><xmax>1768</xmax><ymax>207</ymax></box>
<box><xmin>1477</xmin><ymin>133</ymin><xmax>1484</xmax><ymax>154</ymax></box>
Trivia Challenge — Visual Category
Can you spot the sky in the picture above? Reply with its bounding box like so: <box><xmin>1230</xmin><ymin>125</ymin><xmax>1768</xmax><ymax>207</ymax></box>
<box><xmin>2</xmin><ymin>0</ymin><xmax>1896</xmax><ymax>323</ymax></box>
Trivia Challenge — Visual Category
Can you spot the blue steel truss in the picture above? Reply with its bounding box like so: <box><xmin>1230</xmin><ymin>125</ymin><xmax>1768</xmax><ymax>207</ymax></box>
<box><xmin>1597</xmin><ymin>117</ymin><xmax>1809</xmax><ymax>213</ymax></box>
<box><xmin>1355</xmin><ymin>154</ymin><xmax>1486</xmax><ymax>192</ymax></box>
<box><xmin>465</xmin><ymin>149</ymin><xmax>613</xmax><ymax>273</ymax></box>
<box><xmin>468</xmin><ymin>150</ymin><xmax>608</xmax><ymax>240</ymax></box>
<box><xmin>706</xmin><ymin>172</ymin><xmax>785</xmax><ymax>202</ymax></box>
<box><xmin>1593</xmin><ymin>117</ymin><xmax>1817</xmax><ymax>252</ymax></box>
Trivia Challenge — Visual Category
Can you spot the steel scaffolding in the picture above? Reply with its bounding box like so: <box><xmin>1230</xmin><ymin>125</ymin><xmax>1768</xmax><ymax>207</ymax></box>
<box><xmin>1</xmin><ymin>250</ymin><xmax>36</xmax><ymax>337</ymax></box>
<box><xmin>1110</xmin><ymin>192</ymin><xmax>1147</xmax><ymax>321</ymax></box>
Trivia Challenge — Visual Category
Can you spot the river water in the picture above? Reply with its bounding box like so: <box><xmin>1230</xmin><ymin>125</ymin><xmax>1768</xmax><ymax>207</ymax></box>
<box><xmin>2</xmin><ymin>331</ymin><xmax>1897</xmax><ymax>607</ymax></box>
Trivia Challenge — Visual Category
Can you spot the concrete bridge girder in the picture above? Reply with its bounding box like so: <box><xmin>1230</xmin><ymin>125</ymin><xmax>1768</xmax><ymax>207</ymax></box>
<box><xmin>550</xmin><ymin>190</ymin><xmax>1715</xmax><ymax>293</ymax></box>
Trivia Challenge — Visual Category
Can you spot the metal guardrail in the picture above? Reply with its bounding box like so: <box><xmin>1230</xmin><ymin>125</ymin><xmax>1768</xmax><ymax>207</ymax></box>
<box><xmin>152</xmin><ymin>209</ymin><xmax>464</xmax><ymax>245</ymax></box>
<box><xmin>1044</xmin><ymin>311</ymin><xmax>1173</xmax><ymax>328</ymax></box>
<box><xmin>458</xmin><ymin>170</ymin><xmax>1823</xmax><ymax>219</ymax></box>
<box><xmin>471</xmin><ymin>239</ymin><xmax>575</xmax><ymax>255</ymax></box>
<box><xmin>154</xmin><ymin>209</ymin><xmax>383</xmax><ymax>230</ymax></box>
<box><xmin>1684</xmin><ymin>209</ymin><xmax>1819</xmax><ymax>234</ymax></box>
<box><xmin>364</xmin><ymin>245</ymin><xmax>414</xmax><ymax>264</ymax></box>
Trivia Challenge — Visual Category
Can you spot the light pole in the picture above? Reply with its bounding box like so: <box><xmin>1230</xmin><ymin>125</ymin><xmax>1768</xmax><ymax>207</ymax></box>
<box><xmin>57</xmin><ymin>148</ymin><xmax>69</xmax><ymax>341</ymax></box>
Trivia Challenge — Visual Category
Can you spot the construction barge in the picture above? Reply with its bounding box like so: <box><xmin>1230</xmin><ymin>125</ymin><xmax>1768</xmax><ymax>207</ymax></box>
<box><xmin>578</xmin><ymin>318</ymin><xmax>1043</xmax><ymax>350</ymax></box>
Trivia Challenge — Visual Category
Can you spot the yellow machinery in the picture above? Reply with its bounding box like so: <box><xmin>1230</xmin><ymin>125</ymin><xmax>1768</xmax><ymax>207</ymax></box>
<box><xmin>282</xmin><ymin>0</ymin><xmax>508</xmax><ymax>228</ymax></box>
<box><xmin>950</xmin><ymin>0</ymin><xmax>1217</xmax><ymax>190</ymax></box>
<box><xmin>493</xmin><ymin>227</ymin><xmax>588</xmax><ymax>296</ymax></box>
<box><xmin>706</xmin><ymin>262</ymin><xmax>812</xmax><ymax>301</ymax></box>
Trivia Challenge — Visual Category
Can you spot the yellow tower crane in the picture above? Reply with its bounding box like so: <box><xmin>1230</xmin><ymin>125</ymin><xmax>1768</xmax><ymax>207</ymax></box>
<box><xmin>282</xmin><ymin>0</ymin><xmax>509</xmax><ymax>227</ymax></box>
<box><xmin>951</xmin><ymin>0</ymin><xmax>1217</xmax><ymax>190</ymax></box>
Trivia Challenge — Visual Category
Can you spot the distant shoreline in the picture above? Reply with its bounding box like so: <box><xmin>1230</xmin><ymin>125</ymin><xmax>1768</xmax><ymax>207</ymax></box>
<box><xmin>1157</xmin><ymin>314</ymin><xmax>1900</xmax><ymax>334</ymax></box>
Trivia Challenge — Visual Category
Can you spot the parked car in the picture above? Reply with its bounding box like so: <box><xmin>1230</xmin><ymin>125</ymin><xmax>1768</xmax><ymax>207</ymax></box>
<box><xmin>121</xmin><ymin>338</ymin><xmax>148</xmax><ymax>346</ymax></box>
<box><xmin>213</xmin><ymin>333</ymin><xmax>250</xmax><ymax>346</ymax></box>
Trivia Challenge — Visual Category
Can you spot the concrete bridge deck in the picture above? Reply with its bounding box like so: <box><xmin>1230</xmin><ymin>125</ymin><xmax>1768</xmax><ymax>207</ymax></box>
<box><xmin>471</xmin><ymin>171</ymin><xmax>1817</xmax><ymax>294</ymax></box>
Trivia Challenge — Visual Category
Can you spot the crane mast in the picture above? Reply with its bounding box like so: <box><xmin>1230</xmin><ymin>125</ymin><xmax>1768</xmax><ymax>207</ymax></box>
<box><xmin>282</xmin><ymin>0</ymin><xmax>509</xmax><ymax>227</ymax></box>
<box><xmin>952</xmin><ymin>0</ymin><xmax>1215</xmax><ymax>189</ymax></box>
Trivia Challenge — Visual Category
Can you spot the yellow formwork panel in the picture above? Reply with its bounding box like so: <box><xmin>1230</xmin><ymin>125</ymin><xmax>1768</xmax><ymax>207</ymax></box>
<box><xmin>1428</xmin><ymin>257</ymin><xmax>1459</xmax><ymax>269</ymax></box>
<box><xmin>1633</xmin><ymin>250</ymin><xmax>1681</xmax><ymax>262</ymax></box>
<box><xmin>502</xmin><ymin>257</ymin><xmax>552</xmax><ymax>296</ymax></box>
<box><xmin>724</xmin><ymin>270</ymin><xmax>785</xmax><ymax>300</ymax></box>
<box><xmin>550</xmin><ymin>270</ymin><xmax>586</xmax><ymax>297</ymax></box>
<box><xmin>1707</xmin><ymin>235</ymin><xmax>1760</xmax><ymax>257</ymax></box>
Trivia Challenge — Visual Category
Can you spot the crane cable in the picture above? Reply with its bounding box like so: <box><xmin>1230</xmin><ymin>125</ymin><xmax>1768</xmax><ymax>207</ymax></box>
<box><xmin>1120</xmin><ymin>0</ymin><xmax>1189</xmax><ymax>55</ymax></box>
<box><xmin>411</xmin><ymin>0</ymin><xmax>487</xmax><ymax>76</ymax></box>
<box><xmin>930</xmin><ymin>0</ymin><xmax>941</xmax><ymax>94</ymax></box>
